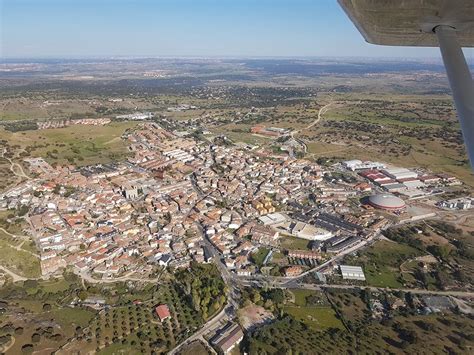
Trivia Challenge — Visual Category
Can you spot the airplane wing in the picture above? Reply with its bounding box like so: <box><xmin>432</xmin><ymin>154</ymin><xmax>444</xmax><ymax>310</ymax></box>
<box><xmin>338</xmin><ymin>0</ymin><xmax>474</xmax><ymax>170</ymax></box>
<box><xmin>338</xmin><ymin>0</ymin><xmax>474</xmax><ymax>47</ymax></box>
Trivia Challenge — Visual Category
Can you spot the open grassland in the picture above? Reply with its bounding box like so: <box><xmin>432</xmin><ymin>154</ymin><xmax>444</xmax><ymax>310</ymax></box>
<box><xmin>0</xmin><ymin>306</ymin><xmax>96</xmax><ymax>355</ymax></box>
<box><xmin>0</xmin><ymin>94</ymin><xmax>179</xmax><ymax>122</ymax></box>
<box><xmin>284</xmin><ymin>289</ymin><xmax>343</xmax><ymax>331</ymax></box>
<box><xmin>0</xmin><ymin>210</ymin><xmax>26</xmax><ymax>236</ymax></box>
<box><xmin>327</xmin><ymin>103</ymin><xmax>453</xmax><ymax>128</ymax></box>
<box><xmin>283</xmin><ymin>306</ymin><xmax>343</xmax><ymax>330</ymax></box>
<box><xmin>345</xmin><ymin>240</ymin><xmax>422</xmax><ymax>289</ymax></box>
<box><xmin>306</xmin><ymin>134</ymin><xmax>473</xmax><ymax>187</ymax></box>
<box><xmin>40</xmin><ymin>278</ymin><xmax>76</xmax><ymax>293</ymax></box>
<box><xmin>384</xmin><ymin>221</ymin><xmax>474</xmax><ymax>289</ymax></box>
<box><xmin>0</xmin><ymin>121</ymin><xmax>139</xmax><ymax>166</ymax></box>
<box><xmin>52</xmin><ymin>307</ymin><xmax>96</xmax><ymax>328</ymax></box>
<box><xmin>0</xmin><ymin>98</ymin><xmax>97</xmax><ymax>121</ymax></box>
<box><xmin>211</xmin><ymin>123</ymin><xmax>273</xmax><ymax>146</ymax></box>
<box><xmin>0</xmin><ymin>231</ymin><xmax>40</xmax><ymax>278</ymax></box>
<box><xmin>290</xmin><ymin>289</ymin><xmax>316</xmax><ymax>307</ymax></box>
<box><xmin>0</xmin><ymin>158</ymin><xmax>17</xmax><ymax>191</ymax></box>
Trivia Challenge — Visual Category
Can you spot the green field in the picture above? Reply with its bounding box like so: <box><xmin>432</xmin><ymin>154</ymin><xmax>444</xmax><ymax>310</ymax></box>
<box><xmin>284</xmin><ymin>289</ymin><xmax>343</xmax><ymax>331</ymax></box>
<box><xmin>40</xmin><ymin>278</ymin><xmax>75</xmax><ymax>293</ymax></box>
<box><xmin>283</xmin><ymin>306</ymin><xmax>343</xmax><ymax>330</ymax></box>
<box><xmin>0</xmin><ymin>121</ymin><xmax>139</xmax><ymax>167</ymax></box>
<box><xmin>52</xmin><ymin>307</ymin><xmax>96</xmax><ymax>328</ymax></box>
<box><xmin>0</xmin><ymin>210</ymin><xmax>25</xmax><ymax>236</ymax></box>
<box><xmin>0</xmin><ymin>228</ymin><xmax>18</xmax><ymax>245</ymax></box>
<box><xmin>292</xmin><ymin>289</ymin><xmax>313</xmax><ymax>306</ymax></box>
<box><xmin>364</xmin><ymin>264</ymin><xmax>405</xmax><ymax>288</ymax></box>
<box><xmin>280</xmin><ymin>235</ymin><xmax>310</xmax><ymax>250</ymax></box>
<box><xmin>0</xmin><ymin>237</ymin><xmax>40</xmax><ymax>278</ymax></box>
<box><xmin>21</xmin><ymin>240</ymin><xmax>38</xmax><ymax>254</ymax></box>
<box><xmin>299</xmin><ymin>93</ymin><xmax>474</xmax><ymax>187</ymax></box>
<box><xmin>346</xmin><ymin>240</ymin><xmax>422</xmax><ymax>288</ymax></box>
<box><xmin>0</xmin><ymin>157</ymin><xmax>17</xmax><ymax>191</ymax></box>
<box><xmin>52</xmin><ymin>308</ymin><xmax>95</xmax><ymax>327</ymax></box>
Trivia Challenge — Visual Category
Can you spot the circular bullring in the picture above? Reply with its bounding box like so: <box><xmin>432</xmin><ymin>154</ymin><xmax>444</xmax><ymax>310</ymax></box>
<box><xmin>368</xmin><ymin>193</ymin><xmax>406</xmax><ymax>211</ymax></box>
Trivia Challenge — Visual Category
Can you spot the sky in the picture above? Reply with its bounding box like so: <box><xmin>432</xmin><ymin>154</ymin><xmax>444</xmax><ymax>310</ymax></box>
<box><xmin>1</xmin><ymin>0</ymin><xmax>471</xmax><ymax>59</ymax></box>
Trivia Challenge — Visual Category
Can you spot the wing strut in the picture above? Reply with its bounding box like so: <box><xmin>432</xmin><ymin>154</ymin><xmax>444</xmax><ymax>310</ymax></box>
<box><xmin>435</xmin><ymin>25</ymin><xmax>474</xmax><ymax>168</ymax></box>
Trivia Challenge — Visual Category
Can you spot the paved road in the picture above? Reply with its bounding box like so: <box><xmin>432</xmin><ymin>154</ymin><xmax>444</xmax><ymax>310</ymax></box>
<box><xmin>298</xmin><ymin>283</ymin><xmax>474</xmax><ymax>298</ymax></box>
<box><xmin>237</xmin><ymin>278</ymin><xmax>474</xmax><ymax>298</ymax></box>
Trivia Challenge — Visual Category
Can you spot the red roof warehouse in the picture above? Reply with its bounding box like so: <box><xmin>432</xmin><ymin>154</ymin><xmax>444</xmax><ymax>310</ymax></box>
<box><xmin>155</xmin><ymin>304</ymin><xmax>171</xmax><ymax>322</ymax></box>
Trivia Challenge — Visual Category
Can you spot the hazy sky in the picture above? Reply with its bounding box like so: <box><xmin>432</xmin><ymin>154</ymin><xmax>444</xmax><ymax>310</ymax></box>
<box><xmin>1</xmin><ymin>0</ymin><xmax>470</xmax><ymax>59</ymax></box>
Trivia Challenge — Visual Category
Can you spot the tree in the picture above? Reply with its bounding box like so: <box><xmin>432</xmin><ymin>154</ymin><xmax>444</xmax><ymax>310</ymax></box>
<box><xmin>31</xmin><ymin>333</ymin><xmax>41</xmax><ymax>343</ymax></box>
<box><xmin>0</xmin><ymin>335</ymin><xmax>11</xmax><ymax>346</ymax></box>
<box><xmin>399</xmin><ymin>328</ymin><xmax>418</xmax><ymax>344</ymax></box>
<box><xmin>428</xmin><ymin>245</ymin><xmax>451</xmax><ymax>260</ymax></box>
<box><xmin>15</xmin><ymin>327</ymin><xmax>24</xmax><ymax>335</ymax></box>
<box><xmin>21</xmin><ymin>344</ymin><xmax>34</xmax><ymax>354</ymax></box>
<box><xmin>413</xmin><ymin>268</ymin><xmax>427</xmax><ymax>288</ymax></box>
<box><xmin>267</xmin><ymin>289</ymin><xmax>285</xmax><ymax>305</ymax></box>
<box><xmin>77</xmin><ymin>290</ymin><xmax>88</xmax><ymax>301</ymax></box>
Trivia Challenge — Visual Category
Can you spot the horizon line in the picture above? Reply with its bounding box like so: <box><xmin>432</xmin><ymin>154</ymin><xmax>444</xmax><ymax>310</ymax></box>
<box><xmin>0</xmin><ymin>54</ymin><xmax>446</xmax><ymax>62</ymax></box>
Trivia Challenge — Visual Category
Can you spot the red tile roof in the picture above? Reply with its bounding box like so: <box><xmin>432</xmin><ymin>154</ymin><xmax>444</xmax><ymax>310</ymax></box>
<box><xmin>155</xmin><ymin>304</ymin><xmax>171</xmax><ymax>321</ymax></box>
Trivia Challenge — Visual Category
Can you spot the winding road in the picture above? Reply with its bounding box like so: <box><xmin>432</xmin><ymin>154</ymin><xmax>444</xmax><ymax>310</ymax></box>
<box><xmin>0</xmin><ymin>224</ymin><xmax>39</xmax><ymax>281</ymax></box>
<box><xmin>290</xmin><ymin>102</ymin><xmax>334</xmax><ymax>153</ymax></box>
<box><xmin>1</xmin><ymin>148</ymin><xmax>30</xmax><ymax>180</ymax></box>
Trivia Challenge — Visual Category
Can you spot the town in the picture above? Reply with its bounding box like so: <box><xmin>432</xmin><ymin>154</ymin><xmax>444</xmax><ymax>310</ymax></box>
<box><xmin>1</xmin><ymin>44</ymin><xmax>474</xmax><ymax>353</ymax></box>
<box><xmin>1</xmin><ymin>115</ymin><xmax>473</xmax><ymax>353</ymax></box>
<box><xmin>2</xmin><ymin>121</ymin><xmax>468</xmax><ymax>282</ymax></box>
